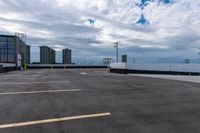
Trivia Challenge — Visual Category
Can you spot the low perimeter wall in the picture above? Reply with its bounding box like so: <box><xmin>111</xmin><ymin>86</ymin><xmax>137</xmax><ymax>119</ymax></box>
<box><xmin>110</xmin><ymin>63</ymin><xmax>200</xmax><ymax>75</ymax></box>
<box><xmin>0</xmin><ymin>65</ymin><xmax>3</xmax><ymax>73</ymax></box>
<box><xmin>28</xmin><ymin>64</ymin><xmax>108</xmax><ymax>69</ymax></box>
<box><xmin>0</xmin><ymin>63</ymin><xmax>16</xmax><ymax>73</ymax></box>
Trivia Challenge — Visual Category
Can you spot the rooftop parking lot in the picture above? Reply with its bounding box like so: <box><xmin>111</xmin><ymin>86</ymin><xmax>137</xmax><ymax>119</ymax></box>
<box><xmin>0</xmin><ymin>69</ymin><xmax>200</xmax><ymax>133</ymax></box>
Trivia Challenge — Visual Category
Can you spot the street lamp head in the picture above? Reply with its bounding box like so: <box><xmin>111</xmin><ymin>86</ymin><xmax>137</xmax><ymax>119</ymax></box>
<box><xmin>113</xmin><ymin>41</ymin><xmax>120</xmax><ymax>45</ymax></box>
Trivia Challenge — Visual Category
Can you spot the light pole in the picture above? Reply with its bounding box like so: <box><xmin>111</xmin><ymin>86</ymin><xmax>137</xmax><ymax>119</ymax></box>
<box><xmin>113</xmin><ymin>42</ymin><xmax>120</xmax><ymax>62</ymax></box>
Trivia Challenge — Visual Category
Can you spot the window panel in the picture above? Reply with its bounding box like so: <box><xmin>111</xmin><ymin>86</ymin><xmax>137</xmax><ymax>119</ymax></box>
<box><xmin>8</xmin><ymin>42</ymin><xmax>14</xmax><ymax>48</ymax></box>
<box><xmin>0</xmin><ymin>37</ymin><xmax>7</xmax><ymax>41</ymax></box>
<box><xmin>8</xmin><ymin>54</ymin><xmax>14</xmax><ymax>62</ymax></box>
<box><xmin>0</xmin><ymin>37</ymin><xmax>16</xmax><ymax>63</ymax></box>
<box><xmin>0</xmin><ymin>49</ymin><xmax>4</xmax><ymax>54</ymax></box>
<box><xmin>0</xmin><ymin>42</ymin><xmax>7</xmax><ymax>49</ymax></box>
<box><xmin>0</xmin><ymin>54</ymin><xmax>7</xmax><ymax>62</ymax></box>
<box><xmin>8</xmin><ymin>49</ymin><xmax>14</xmax><ymax>54</ymax></box>
<box><xmin>0</xmin><ymin>42</ymin><xmax>7</xmax><ymax>48</ymax></box>
<box><xmin>0</xmin><ymin>49</ymin><xmax>7</xmax><ymax>54</ymax></box>
<box><xmin>0</xmin><ymin>43</ymin><xmax>2</xmax><ymax>49</ymax></box>
<box><xmin>7</xmin><ymin>37</ymin><xmax>14</xmax><ymax>42</ymax></box>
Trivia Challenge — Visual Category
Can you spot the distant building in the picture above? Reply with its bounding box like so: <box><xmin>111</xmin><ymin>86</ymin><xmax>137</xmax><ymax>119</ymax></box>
<box><xmin>62</xmin><ymin>48</ymin><xmax>71</xmax><ymax>64</ymax></box>
<box><xmin>40</xmin><ymin>46</ymin><xmax>55</xmax><ymax>64</ymax></box>
<box><xmin>122</xmin><ymin>55</ymin><xmax>127</xmax><ymax>63</ymax></box>
<box><xmin>0</xmin><ymin>34</ymin><xmax>30</xmax><ymax>67</ymax></box>
<box><xmin>184</xmin><ymin>59</ymin><xmax>190</xmax><ymax>64</ymax></box>
<box><xmin>103</xmin><ymin>58</ymin><xmax>112</xmax><ymax>65</ymax></box>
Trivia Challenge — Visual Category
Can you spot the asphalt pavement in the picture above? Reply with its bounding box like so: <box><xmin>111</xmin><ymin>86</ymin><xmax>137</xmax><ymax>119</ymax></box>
<box><xmin>0</xmin><ymin>69</ymin><xmax>200</xmax><ymax>133</ymax></box>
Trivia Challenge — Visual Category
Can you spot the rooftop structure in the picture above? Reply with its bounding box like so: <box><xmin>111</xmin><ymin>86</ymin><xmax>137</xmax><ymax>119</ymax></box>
<box><xmin>0</xmin><ymin>34</ymin><xmax>30</xmax><ymax>67</ymax></box>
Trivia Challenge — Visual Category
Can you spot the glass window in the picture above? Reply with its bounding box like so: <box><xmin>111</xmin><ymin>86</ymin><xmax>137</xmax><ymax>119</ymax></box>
<box><xmin>8</xmin><ymin>49</ymin><xmax>14</xmax><ymax>54</ymax></box>
<box><xmin>0</xmin><ymin>42</ymin><xmax>3</xmax><ymax>48</ymax></box>
<box><xmin>8</xmin><ymin>54</ymin><xmax>14</xmax><ymax>62</ymax></box>
<box><xmin>7</xmin><ymin>37</ymin><xmax>14</xmax><ymax>42</ymax></box>
<box><xmin>0</xmin><ymin>49</ymin><xmax>8</xmax><ymax>54</ymax></box>
<box><xmin>0</xmin><ymin>37</ymin><xmax>7</xmax><ymax>41</ymax></box>
<box><xmin>0</xmin><ymin>49</ymin><xmax>5</xmax><ymax>54</ymax></box>
<box><xmin>0</xmin><ymin>42</ymin><xmax>7</xmax><ymax>48</ymax></box>
<box><xmin>0</xmin><ymin>37</ymin><xmax>16</xmax><ymax>63</ymax></box>
<box><xmin>0</xmin><ymin>54</ymin><xmax>7</xmax><ymax>62</ymax></box>
<box><xmin>8</xmin><ymin>42</ymin><xmax>14</xmax><ymax>48</ymax></box>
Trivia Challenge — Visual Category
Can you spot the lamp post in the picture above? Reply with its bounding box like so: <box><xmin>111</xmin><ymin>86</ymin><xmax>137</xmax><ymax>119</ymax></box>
<box><xmin>113</xmin><ymin>42</ymin><xmax>120</xmax><ymax>62</ymax></box>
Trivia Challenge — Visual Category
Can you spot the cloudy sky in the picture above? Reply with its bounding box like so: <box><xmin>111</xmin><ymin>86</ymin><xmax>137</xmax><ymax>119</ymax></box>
<box><xmin>0</xmin><ymin>0</ymin><xmax>200</xmax><ymax>64</ymax></box>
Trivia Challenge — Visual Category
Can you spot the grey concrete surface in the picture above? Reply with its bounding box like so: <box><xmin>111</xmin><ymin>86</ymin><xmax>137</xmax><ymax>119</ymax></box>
<box><xmin>131</xmin><ymin>74</ymin><xmax>200</xmax><ymax>84</ymax></box>
<box><xmin>0</xmin><ymin>69</ymin><xmax>200</xmax><ymax>133</ymax></box>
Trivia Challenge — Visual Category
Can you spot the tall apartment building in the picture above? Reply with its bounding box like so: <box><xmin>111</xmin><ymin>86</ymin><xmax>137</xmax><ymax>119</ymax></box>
<box><xmin>0</xmin><ymin>34</ymin><xmax>30</xmax><ymax>67</ymax></box>
<box><xmin>40</xmin><ymin>46</ymin><xmax>55</xmax><ymax>64</ymax></box>
<box><xmin>62</xmin><ymin>48</ymin><xmax>72</xmax><ymax>64</ymax></box>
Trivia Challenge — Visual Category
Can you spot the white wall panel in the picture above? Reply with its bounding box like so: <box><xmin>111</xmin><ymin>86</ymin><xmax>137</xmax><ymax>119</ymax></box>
<box><xmin>110</xmin><ymin>63</ymin><xmax>200</xmax><ymax>73</ymax></box>
<box><xmin>110</xmin><ymin>63</ymin><xmax>126</xmax><ymax>69</ymax></box>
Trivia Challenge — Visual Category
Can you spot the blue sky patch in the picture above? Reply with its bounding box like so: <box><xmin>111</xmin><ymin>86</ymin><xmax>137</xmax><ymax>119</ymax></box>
<box><xmin>136</xmin><ymin>0</ymin><xmax>151</xmax><ymax>9</ymax></box>
<box><xmin>135</xmin><ymin>0</ymin><xmax>172</xmax><ymax>10</ymax></box>
<box><xmin>87</xmin><ymin>19</ymin><xmax>96</xmax><ymax>24</ymax></box>
<box><xmin>159</xmin><ymin>0</ymin><xmax>172</xmax><ymax>4</ymax></box>
<box><xmin>136</xmin><ymin>14</ymin><xmax>150</xmax><ymax>25</ymax></box>
<box><xmin>135</xmin><ymin>0</ymin><xmax>173</xmax><ymax>25</ymax></box>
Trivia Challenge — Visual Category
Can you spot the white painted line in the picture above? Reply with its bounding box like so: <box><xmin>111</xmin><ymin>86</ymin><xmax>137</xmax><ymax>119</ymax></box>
<box><xmin>0</xmin><ymin>78</ymin><xmax>45</xmax><ymax>80</ymax></box>
<box><xmin>0</xmin><ymin>89</ymin><xmax>81</xmax><ymax>95</ymax></box>
<box><xmin>0</xmin><ymin>112</ymin><xmax>111</xmax><ymax>129</ymax></box>
<box><xmin>80</xmin><ymin>72</ymin><xmax>87</xmax><ymax>75</ymax></box>
<box><xmin>0</xmin><ymin>81</ymin><xmax>70</xmax><ymax>85</ymax></box>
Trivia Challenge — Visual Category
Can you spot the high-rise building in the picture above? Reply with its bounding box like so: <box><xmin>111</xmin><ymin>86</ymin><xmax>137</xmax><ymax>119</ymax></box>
<box><xmin>40</xmin><ymin>46</ymin><xmax>55</xmax><ymax>64</ymax></box>
<box><xmin>122</xmin><ymin>55</ymin><xmax>127</xmax><ymax>63</ymax></box>
<box><xmin>50</xmin><ymin>49</ymin><xmax>55</xmax><ymax>64</ymax></box>
<box><xmin>0</xmin><ymin>34</ymin><xmax>30</xmax><ymax>67</ymax></box>
<box><xmin>62</xmin><ymin>48</ymin><xmax>71</xmax><ymax>64</ymax></box>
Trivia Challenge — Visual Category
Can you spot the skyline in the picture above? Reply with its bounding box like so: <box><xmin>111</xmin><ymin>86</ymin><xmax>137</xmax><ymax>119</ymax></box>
<box><xmin>0</xmin><ymin>0</ymin><xmax>200</xmax><ymax>64</ymax></box>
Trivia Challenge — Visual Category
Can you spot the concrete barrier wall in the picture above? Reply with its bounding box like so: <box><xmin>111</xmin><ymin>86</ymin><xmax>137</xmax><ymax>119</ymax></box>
<box><xmin>109</xmin><ymin>63</ymin><xmax>126</xmax><ymax>69</ymax></box>
<box><xmin>171</xmin><ymin>64</ymin><xmax>200</xmax><ymax>73</ymax></box>
<box><xmin>110</xmin><ymin>63</ymin><xmax>200</xmax><ymax>75</ymax></box>
<box><xmin>3</xmin><ymin>67</ymin><xmax>16</xmax><ymax>72</ymax></box>
<box><xmin>0</xmin><ymin>65</ymin><xmax>3</xmax><ymax>73</ymax></box>
<box><xmin>126</xmin><ymin>63</ymin><xmax>172</xmax><ymax>72</ymax></box>
<box><xmin>0</xmin><ymin>63</ymin><xmax>16</xmax><ymax>73</ymax></box>
<box><xmin>0</xmin><ymin>63</ymin><xmax>16</xmax><ymax>67</ymax></box>
<box><xmin>28</xmin><ymin>64</ymin><xmax>108</xmax><ymax>69</ymax></box>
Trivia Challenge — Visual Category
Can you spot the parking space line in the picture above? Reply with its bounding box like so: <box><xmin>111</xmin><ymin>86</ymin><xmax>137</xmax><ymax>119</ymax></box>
<box><xmin>0</xmin><ymin>112</ymin><xmax>111</xmax><ymax>129</ymax></box>
<box><xmin>0</xmin><ymin>81</ymin><xmax>70</xmax><ymax>85</ymax></box>
<box><xmin>0</xmin><ymin>89</ymin><xmax>81</xmax><ymax>95</ymax></box>
<box><xmin>80</xmin><ymin>72</ymin><xmax>87</xmax><ymax>75</ymax></box>
<box><xmin>0</xmin><ymin>77</ymin><xmax>45</xmax><ymax>79</ymax></box>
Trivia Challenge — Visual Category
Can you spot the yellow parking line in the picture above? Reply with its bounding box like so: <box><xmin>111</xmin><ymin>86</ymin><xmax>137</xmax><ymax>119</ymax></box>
<box><xmin>0</xmin><ymin>112</ymin><xmax>111</xmax><ymax>129</ymax></box>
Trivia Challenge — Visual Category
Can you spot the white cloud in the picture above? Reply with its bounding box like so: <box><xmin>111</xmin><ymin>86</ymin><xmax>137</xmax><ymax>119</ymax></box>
<box><xmin>0</xmin><ymin>0</ymin><xmax>199</xmax><ymax>63</ymax></box>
